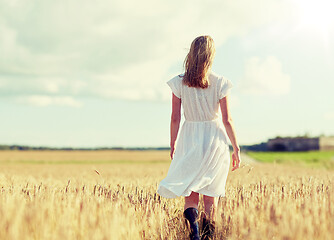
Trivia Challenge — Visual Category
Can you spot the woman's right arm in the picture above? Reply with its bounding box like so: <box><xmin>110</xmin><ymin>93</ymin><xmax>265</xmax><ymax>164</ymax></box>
<box><xmin>219</xmin><ymin>96</ymin><xmax>241</xmax><ymax>171</ymax></box>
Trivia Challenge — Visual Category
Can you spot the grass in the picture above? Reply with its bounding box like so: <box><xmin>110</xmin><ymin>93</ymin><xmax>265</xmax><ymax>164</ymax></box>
<box><xmin>0</xmin><ymin>150</ymin><xmax>333</xmax><ymax>239</ymax></box>
<box><xmin>247</xmin><ymin>151</ymin><xmax>334</xmax><ymax>169</ymax></box>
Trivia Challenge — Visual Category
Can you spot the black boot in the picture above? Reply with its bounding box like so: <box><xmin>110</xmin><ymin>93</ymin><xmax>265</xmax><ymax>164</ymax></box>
<box><xmin>184</xmin><ymin>208</ymin><xmax>200</xmax><ymax>240</ymax></box>
<box><xmin>201</xmin><ymin>217</ymin><xmax>215</xmax><ymax>240</ymax></box>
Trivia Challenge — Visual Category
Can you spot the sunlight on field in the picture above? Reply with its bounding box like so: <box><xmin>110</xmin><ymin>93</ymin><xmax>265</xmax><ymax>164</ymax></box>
<box><xmin>0</xmin><ymin>150</ymin><xmax>169</xmax><ymax>164</ymax></box>
<box><xmin>0</xmin><ymin>151</ymin><xmax>333</xmax><ymax>239</ymax></box>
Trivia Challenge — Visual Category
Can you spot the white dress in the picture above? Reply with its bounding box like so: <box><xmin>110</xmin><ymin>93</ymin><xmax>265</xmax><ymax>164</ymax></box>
<box><xmin>157</xmin><ymin>72</ymin><xmax>233</xmax><ymax>198</ymax></box>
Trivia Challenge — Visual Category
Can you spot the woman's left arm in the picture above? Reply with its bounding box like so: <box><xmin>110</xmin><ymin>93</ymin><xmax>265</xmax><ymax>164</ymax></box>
<box><xmin>170</xmin><ymin>93</ymin><xmax>181</xmax><ymax>159</ymax></box>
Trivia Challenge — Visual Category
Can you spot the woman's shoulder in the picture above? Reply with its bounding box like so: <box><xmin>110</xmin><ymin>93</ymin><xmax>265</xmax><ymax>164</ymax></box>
<box><xmin>209</xmin><ymin>71</ymin><xmax>220</xmax><ymax>78</ymax></box>
<box><xmin>208</xmin><ymin>71</ymin><xmax>224</xmax><ymax>84</ymax></box>
<box><xmin>209</xmin><ymin>71</ymin><xmax>231</xmax><ymax>84</ymax></box>
<box><xmin>167</xmin><ymin>73</ymin><xmax>184</xmax><ymax>84</ymax></box>
<box><xmin>177</xmin><ymin>73</ymin><xmax>185</xmax><ymax>78</ymax></box>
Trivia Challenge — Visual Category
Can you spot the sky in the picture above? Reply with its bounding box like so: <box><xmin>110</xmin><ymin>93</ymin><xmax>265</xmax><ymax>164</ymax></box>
<box><xmin>0</xmin><ymin>0</ymin><xmax>333</xmax><ymax>148</ymax></box>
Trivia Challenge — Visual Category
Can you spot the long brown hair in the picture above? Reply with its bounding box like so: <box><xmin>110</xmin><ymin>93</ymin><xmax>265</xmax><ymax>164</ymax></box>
<box><xmin>183</xmin><ymin>36</ymin><xmax>215</xmax><ymax>88</ymax></box>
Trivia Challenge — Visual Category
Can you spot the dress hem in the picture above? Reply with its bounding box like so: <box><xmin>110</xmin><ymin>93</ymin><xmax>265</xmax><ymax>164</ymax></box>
<box><xmin>157</xmin><ymin>185</ymin><xmax>226</xmax><ymax>199</ymax></box>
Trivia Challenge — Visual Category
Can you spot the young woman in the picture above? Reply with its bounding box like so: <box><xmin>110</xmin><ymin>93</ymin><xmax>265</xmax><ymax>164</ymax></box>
<box><xmin>157</xmin><ymin>35</ymin><xmax>241</xmax><ymax>240</ymax></box>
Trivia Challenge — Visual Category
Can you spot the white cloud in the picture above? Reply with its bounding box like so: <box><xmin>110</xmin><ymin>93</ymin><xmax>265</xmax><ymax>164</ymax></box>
<box><xmin>239</xmin><ymin>56</ymin><xmax>291</xmax><ymax>96</ymax></box>
<box><xmin>0</xmin><ymin>0</ymin><xmax>292</xmax><ymax>103</ymax></box>
<box><xmin>18</xmin><ymin>95</ymin><xmax>82</xmax><ymax>107</ymax></box>
<box><xmin>324</xmin><ymin>112</ymin><xmax>334</xmax><ymax>120</ymax></box>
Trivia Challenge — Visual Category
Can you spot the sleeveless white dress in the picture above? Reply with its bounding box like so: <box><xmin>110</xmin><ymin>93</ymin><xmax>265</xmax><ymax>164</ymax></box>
<box><xmin>157</xmin><ymin>72</ymin><xmax>233</xmax><ymax>198</ymax></box>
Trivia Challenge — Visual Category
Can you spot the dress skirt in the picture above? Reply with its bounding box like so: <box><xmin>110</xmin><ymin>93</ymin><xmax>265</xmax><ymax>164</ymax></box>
<box><xmin>157</xmin><ymin>118</ymin><xmax>231</xmax><ymax>198</ymax></box>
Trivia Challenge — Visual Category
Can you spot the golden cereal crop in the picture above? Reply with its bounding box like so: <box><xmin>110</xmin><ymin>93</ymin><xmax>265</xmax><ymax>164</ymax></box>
<box><xmin>0</xmin><ymin>150</ymin><xmax>333</xmax><ymax>240</ymax></box>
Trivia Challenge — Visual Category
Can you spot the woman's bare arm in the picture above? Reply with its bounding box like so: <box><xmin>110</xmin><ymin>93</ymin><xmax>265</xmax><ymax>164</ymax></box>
<box><xmin>219</xmin><ymin>96</ymin><xmax>241</xmax><ymax>171</ymax></box>
<box><xmin>170</xmin><ymin>93</ymin><xmax>181</xmax><ymax>159</ymax></box>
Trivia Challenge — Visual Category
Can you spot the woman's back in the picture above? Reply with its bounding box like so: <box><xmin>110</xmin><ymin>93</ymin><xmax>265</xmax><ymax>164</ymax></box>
<box><xmin>167</xmin><ymin>72</ymin><xmax>232</xmax><ymax>121</ymax></box>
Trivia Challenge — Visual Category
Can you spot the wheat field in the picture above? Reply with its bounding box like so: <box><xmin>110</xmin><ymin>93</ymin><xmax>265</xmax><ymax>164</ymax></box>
<box><xmin>0</xmin><ymin>150</ymin><xmax>333</xmax><ymax>240</ymax></box>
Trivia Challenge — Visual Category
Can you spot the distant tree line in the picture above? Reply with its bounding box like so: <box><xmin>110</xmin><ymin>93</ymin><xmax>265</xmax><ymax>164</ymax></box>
<box><xmin>241</xmin><ymin>142</ymin><xmax>268</xmax><ymax>152</ymax></box>
<box><xmin>0</xmin><ymin>144</ymin><xmax>264</xmax><ymax>151</ymax></box>
<box><xmin>0</xmin><ymin>144</ymin><xmax>267</xmax><ymax>151</ymax></box>
<box><xmin>2</xmin><ymin>134</ymin><xmax>330</xmax><ymax>152</ymax></box>
<box><xmin>0</xmin><ymin>145</ymin><xmax>170</xmax><ymax>151</ymax></box>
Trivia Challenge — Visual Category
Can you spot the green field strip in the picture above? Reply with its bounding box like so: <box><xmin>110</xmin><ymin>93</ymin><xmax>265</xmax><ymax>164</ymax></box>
<box><xmin>246</xmin><ymin>151</ymin><xmax>334</xmax><ymax>169</ymax></box>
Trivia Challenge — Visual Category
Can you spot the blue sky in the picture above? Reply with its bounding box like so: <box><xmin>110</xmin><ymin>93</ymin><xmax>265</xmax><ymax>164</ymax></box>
<box><xmin>0</xmin><ymin>0</ymin><xmax>333</xmax><ymax>147</ymax></box>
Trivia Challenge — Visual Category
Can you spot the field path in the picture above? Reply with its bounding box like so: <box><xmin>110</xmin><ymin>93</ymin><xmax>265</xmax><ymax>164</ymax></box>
<box><xmin>241</xmin><ymin>152</ymin><xmax>258</xmax><ymax>165</ymax></box>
